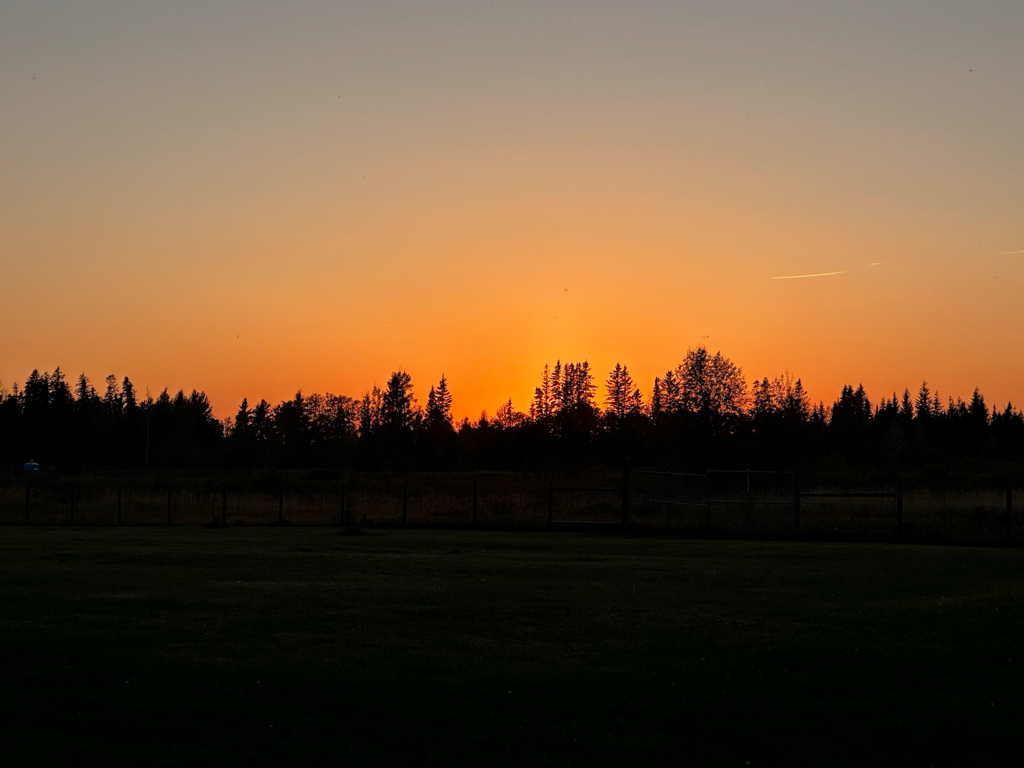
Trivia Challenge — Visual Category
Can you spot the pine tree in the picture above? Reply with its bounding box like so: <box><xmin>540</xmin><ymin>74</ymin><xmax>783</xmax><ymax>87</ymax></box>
<box><xmin>531</xmin><ymin>364</ymin><xmax>552</xmax><ymax>420</ymax></box>
<box><xmin>358</xmin><ymin>386</ymin><xmax>383</xmax><ymax>438</ymax></box>
<box><xmin>122</xmin><ymin>377</ymin><xmax>138</xmax><ymax>414</ymax></box>
<box><xmin>435</xmin><ymin>375</ymin><xmax>453</xmax><ymax>427</ymax></box>
<box><xmin>425</xmin><ymin>386</ymin><xmax>437</xmax><ymax>424</ymax></box>
<box><xmin>900</xmin><ymin>389</ymin><xmax>914</xmax><ymax>423</ymax></box>
<box><xmin>233</xmin><ymin>398</ymin><xmax>252</xmax><ymax>436</ymax></box>
<box><xmin>628</xmin><ymin>386</ymin><xmax>643</xmax><ymax>416</ymax></box>
<box><xmin>752</xmin><ymin>376</ymin><xmax>774</xmax><ymax>420</ymax></box>
<box><xmin>358</xmin><ymin>394</ymin><xmax>373</xmax><ymax>438</ymax></box>
<box><xmin>251</xmin><ymin>400</ymin><xmax>272</xmax><ymax>442</ymax></box>
<box><xmin>969</xmin><ymin>388</ymin><xmax>988</xmax><ymax>425</ymax></box>
<box><xmin>50</xmin><ymin>368</ymin><xmax>73</xmax><ymax>409</ymax></box>
<box><xmin>662</xmin><ymin>370</ymin><xmax>680</xmax><ymax>412</ymax></box>
<box><xmin>23</xmin><ymin>370</ymin><xmax>49</xmax><ymax>410</ymax></box>
<box><xmin>381</xmin><ymin>371</ymin><xmax>415</xmax><ymax>431</ymax></box>
<box><xmin>605</xmin><ymin>363</ymin><xmax>625</xmax><ymax>418</ymax></box>
<box><xmin>578</xmin><ymin>361</ymin><xmax>596</xmax><ymax>407</ymax></box>
<box><xmin>550</xmin><ymin>361</ymin><xmax>563</xmax><ymax>413</ymax></box>
<box><xmin>787</xmin><ymin>379</ymin><xmax>809</xmax><ymax>422</ymax></box>
<box><xmin>103</xmin><ymin>375</ymin><xmax>123</xmax><ymax>416</ymax></box>
<box><xmin>650</xmin><ymin>377</ymin><xmax>663</xmax><ymax>421</ymax></box>
<box><xmin>604</xmin><ymin>363</ymin><xmax>637</xmax><ymax>420</ymax></box>
<box><xmin>915</xmin><ymin>382</ymin><xmax>932</xmax><ymax>420</ymax></box>
<box><xmin>75</xmin><ymin>374</ymin><xmax>96</xmax><ymax>406</ymax></box>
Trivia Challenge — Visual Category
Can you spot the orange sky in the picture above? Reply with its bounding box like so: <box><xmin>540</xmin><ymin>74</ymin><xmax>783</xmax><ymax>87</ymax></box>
<box><xmin>2</xmin><ymin>2</ymin><xmax>1022</xmax><ymax>418</ymax></box>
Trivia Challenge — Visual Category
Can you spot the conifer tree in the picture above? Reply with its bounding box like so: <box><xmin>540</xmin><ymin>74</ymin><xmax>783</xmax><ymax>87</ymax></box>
<box><xmin>103</xmin><ymin>375</ymin><xmax>123</xmax><ymax>415</ymax></box>
<box><xmin>752</xmin><ymin>376</ymin><xmax>774</xmax><ymax>419</ymax></box>
<box><xmin>900</xmin><ymin>389</ymin><xmax>914</xmax><ymax>423</ymax></box>
<box><xmin>251</xmin><ymin>399</ymin><xmax>273</xmax><ymax>442</ymax></box>
<box><xmin>915</xmin><ymin>382</ymin><xmax>932</xmax><ymax>420</ymax></box>
<box><xmin>551</xmin><ymin>361</ymin><xmax>563</xmax><ymax>413</ymax></box>
<box><xmin>381</xmin><ymin>371</ymin><xmax>415</xmax><ymax>431</ymax></box>
<box><xmin>662</xmin><ymin>370</ymin><xmax>680</xmax><ymax>412</ymax></box>
<box><xmin>531</xmin><ymin>364</ymin><xmax>552</xmax><ymax>421</ymax></box>
<box><xmin>435</xmin><ymin>375</ymin><xmax>453</xmax><ymax>427</ymax></box>
<box><xmin>969</xmin><ymin>388</ymin><xmax>988</xmax><ymax>425</ymax></box>
<box><xmin>605</xmin><ymin>363</ymin><xmax>626</xmax><ymax>418</ymax></box>
<box><xmin>604</xmin><ymin>363</ymin><xmax>637</xmax><ymax>420</ymax></box>
<box><xmin>628</xmin><ymin>386</ymin><xmax>643</xmax><ymax>416</ymax></box>
<box><xmin>650</xmin><ymin>376</ymin><xmax>663</xmax><ymax>421</ymax></box>
<box><xmin>122</xmin><ymin>377</ymin><xmax>138</xmax><ymax>414</ymax></box>
<box><xmin>50</xmin><ymin>368</ymin><xmax>73</xmax><ymax>408</ymax></box>
<box><xmin>233</xmin><ymin>398</ymin><xmax>252</xmax><ymax>435</ymax></box>
<box><xmin>786</xmin><ymin>379</ymin><xmax>810</xmax><ymax>422</ymax></box>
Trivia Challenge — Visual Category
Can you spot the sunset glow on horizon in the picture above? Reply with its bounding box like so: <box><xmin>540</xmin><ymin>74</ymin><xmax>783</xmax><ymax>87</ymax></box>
<box><xmin>3</xmin><ymin>2</ymin><xmax>1022</xmax><ymax>419</ymax></box>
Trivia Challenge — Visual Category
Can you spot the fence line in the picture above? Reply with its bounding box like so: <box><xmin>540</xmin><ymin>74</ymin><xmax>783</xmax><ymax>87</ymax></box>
<box><xmin>2</xmin><ymin>473</ymin><xmax>1017</xmax><ymax>544</ymax></box>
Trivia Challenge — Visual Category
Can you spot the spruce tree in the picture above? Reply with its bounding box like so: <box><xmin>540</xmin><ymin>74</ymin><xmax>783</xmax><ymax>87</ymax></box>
<box><xmin>605</xmin><ymin>363</ymin><xmax>626</xmax><ymax>418</ymax></box>
<box><xmin>233</xmin><ymin>398</ymin><xmax>252</xmax><ymax>436</ymax></box>
<box><xmin>122</xmin><ymin>377</ymin><xmax>138</xmax><ymax>414</ymax></box>
<box><xmin>551</xmin><ymin>361</ymin><xmax>563</xmax><ymax>413</ymax></box>
<box><xmin>915</xmin><ymin>382</ymin><xmax>932</xmax><ymax>420</ymax></box>
<box><xmin>650</xmin><ymin>377</ymin><xmax>663</xmax><ymax>421</ymax></box>
<box><xmin>435</xmin><ymin>375</ymin><xmax>453</xmax><ymax>427</ymax></box>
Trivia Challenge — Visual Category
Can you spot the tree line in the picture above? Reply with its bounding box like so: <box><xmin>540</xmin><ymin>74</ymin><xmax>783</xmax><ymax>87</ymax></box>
<box><xmin>2</xmin><ymin>346</ymin><xmax>1023</xmax><ymax>475</ymax></box>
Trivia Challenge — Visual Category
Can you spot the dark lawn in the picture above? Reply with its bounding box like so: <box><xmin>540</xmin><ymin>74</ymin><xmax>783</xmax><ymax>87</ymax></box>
<box><xmin>0</xmin><ymin>528</ymin><xmax>1020</xmax><ymax>766</ymax></box>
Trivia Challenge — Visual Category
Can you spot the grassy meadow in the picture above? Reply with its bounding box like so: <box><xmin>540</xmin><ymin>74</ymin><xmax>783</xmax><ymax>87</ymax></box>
<box><xmin>0</xmin><ymin>527</ymin><xmax>1020</xmax><ymax>766</ymax></box>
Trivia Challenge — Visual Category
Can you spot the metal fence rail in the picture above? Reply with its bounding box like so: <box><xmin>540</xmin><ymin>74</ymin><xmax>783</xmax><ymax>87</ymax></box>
<box><xmin>0</xmin><ymin>473</ymin><xmax>1016</xmax><ymax>544</ymax></box>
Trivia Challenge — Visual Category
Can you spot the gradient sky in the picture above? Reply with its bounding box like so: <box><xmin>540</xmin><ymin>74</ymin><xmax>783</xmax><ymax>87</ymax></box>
<box><xmin>2</xmin><ymin>1</ymin><xmax>1022</xmax><ymax>418</ymax></box>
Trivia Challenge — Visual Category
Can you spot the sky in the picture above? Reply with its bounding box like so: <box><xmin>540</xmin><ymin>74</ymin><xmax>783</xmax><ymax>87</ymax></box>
<box><xmin>2</xmin><ymin>1</ymin><xmax>1022</xmax><ymax>418</ymax></box>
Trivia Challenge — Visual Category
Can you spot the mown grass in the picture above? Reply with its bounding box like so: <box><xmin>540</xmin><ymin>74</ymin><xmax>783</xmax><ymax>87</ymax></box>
<box><xmin>0</xmin><ymin>528</ymin><xmax>1020</xmax><ymax>766</ymax></box>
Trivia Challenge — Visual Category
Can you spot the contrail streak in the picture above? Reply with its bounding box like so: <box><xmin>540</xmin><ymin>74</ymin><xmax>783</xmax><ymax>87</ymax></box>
<box><xmin>770</xmin><ymin>271</ymin><xmax>845</xmax><ymax>280</ymax></box>
<box><xmin>999</xmin><ymin>249</ymin><xmax>1024</xmax><ymax>255</ymax></box>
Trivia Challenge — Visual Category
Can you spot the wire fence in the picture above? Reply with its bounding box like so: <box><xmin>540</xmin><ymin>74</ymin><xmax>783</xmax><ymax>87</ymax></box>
<box><xmin>0</xmin><ymin>470</ymin><xmax>1017</xmax><ymax>545</ymax></box>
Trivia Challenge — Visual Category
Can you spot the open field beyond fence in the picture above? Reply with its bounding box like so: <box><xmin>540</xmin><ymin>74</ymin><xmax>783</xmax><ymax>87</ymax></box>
<box><xmin>0</xmin><ymin>470</ymin><xmax>1018</xmax><ymax>545</ymax></box>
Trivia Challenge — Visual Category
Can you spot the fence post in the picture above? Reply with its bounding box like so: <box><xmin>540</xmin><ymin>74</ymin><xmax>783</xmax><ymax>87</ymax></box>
<box><xmin>621</xmin><ymin>460</ymin><xmax>630</xmax><ymax>526</ymax></box>
<box><xmin>340</xmin><ymin>482</ymin><xmax>346</xmax><ymax>526</ymax></box>
<box><xmin>1007</xmin><ymin>487</ymin><xmax>1013</xmax><ymax>542</ymax></box>
<box><xmin>547</xmin><ymin>482</ymin><xmax>554</xmax><ymax>525</ymax></box>
<box><xmin>278</xmin><ymin>489</ymin><xmax>284</xmax><ymax>524</ymax></box>
<box><xmin>167</xmin><ymin>489</ymin><xmax>172</xmax><ymax>526</ymax></box>
<box><xmin>472</xmin><ymin>478</ymin><xmax>478</xmax><ymax>526</ymax></box>
<box><xmin>896</xmin><ymin>486</ymin><xmax>904</xmax><ymax>539</ymax></box>
<box><xmin>792</xmin><ymin>471</ymin><xmax>800</xmax><ymax>535</ymax></box>
<box><xmin>117</xmin><ymin>488</ymin><xmax>122</xmax><ymax>526</ymax></box>
<box><xmin>25</xmin><ymin>484</ymin><xmax>30</xmax><ymax>525</ymax></box>
<box><xmin>222</xmin><ymin>489</ymin><xmax>228</xmax><ymax>527</ymax></box>
<box><xmin>745</xmin><ymin>468</ymin><xmax>752</xmax><ymax>529</ymax></box>
<box><xmin>402</xmin><ymin>480</ymin><xmax>408</xmax><ymax>527</ymax></box>
<box><xmin>704</xmin><ymin>470</ymin><xmax>711</xmax><ymax>531</ymax></box>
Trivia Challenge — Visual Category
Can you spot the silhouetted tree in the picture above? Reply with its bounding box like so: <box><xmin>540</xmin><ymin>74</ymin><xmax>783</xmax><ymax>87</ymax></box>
<box><xmin>3</xmin><ymin>357</ymin><xmax>1023</xmax><ymax>474</ymax></box>
<box><xmin>531</xmin><ymin>364</ymin><xmax>554</xmax><ymax>422</ymax></box>
<box><xmin>650</xmin><ymin>376</ymin><xmax>663</xmax><ymax>422</ymax></box>
<box><xmin>425</xmin><ymin>375</ymin><xmax>454</xmax><ymax>433</ymax></box>
<box><xmin>604</xmin><ymin>363</ymin><xmax>637</xmax><ymax>421</ymax></box>
<box><xmin>495</xmin><ymin>398</ymin><xmax>526</xmax><ymax>429</ymax></box>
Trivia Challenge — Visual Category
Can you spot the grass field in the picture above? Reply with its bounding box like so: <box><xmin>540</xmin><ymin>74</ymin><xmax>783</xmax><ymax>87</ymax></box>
<box><xmin>0</xmin><ymin>529</ymin><xmax>1021</xmax><ymax>766</ymax></box>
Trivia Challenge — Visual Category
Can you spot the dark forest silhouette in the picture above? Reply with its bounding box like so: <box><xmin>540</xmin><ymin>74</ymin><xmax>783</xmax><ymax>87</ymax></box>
<box><xmin>2</xmin><ymin>347</ymin><xmax>1023</xmax><ymax>474</ymax></box>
